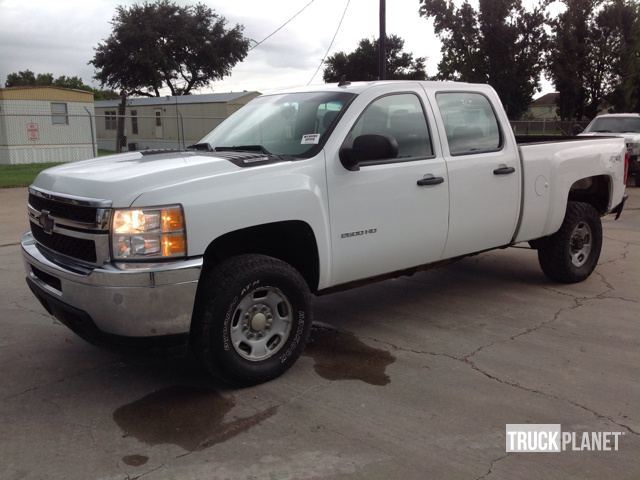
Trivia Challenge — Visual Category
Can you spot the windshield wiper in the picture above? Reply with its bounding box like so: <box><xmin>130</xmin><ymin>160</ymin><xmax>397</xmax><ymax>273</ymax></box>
<box><xmin>215</xmin><ymin>145</ymin><xmax>272</xmax><ymax>154</ymax></box>
<box><xmin>592</xmin><ymin>130</ymin><xmax>612</xmax><ymax>133</ymax></box>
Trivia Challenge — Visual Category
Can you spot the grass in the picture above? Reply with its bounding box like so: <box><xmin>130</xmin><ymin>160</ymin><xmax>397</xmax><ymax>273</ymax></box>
<box><xmin>0</xmin><ymin>162</ymin><xmax>65</xmax><ymax>188</ymax></box>
<box><xmin>0</xmin><ymin>149</ymin><xmax>116</xmax><ymax>188</ymax></box>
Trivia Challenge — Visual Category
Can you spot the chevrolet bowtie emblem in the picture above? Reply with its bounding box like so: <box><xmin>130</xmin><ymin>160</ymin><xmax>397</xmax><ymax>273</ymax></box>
<box><xmin>39</xmin><ymin>210</ymin><xmax>55</xmax><ymax>235</ymax></box>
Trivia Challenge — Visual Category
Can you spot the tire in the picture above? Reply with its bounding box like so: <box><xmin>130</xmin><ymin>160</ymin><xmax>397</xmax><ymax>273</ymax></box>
<box><xmin>191</xmin><ymin>254</ymin><xmax>312</xmax><ymax>386</ymax></box>
<box><xmin>537</xmin><ymin>201</ymin><xmax>602</xmax><ymax>283</ymax></box>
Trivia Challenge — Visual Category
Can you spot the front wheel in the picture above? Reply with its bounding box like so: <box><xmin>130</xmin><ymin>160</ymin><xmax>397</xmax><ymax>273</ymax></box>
<box><xmin>537</xmin><ymin>201</ymin><xmax>602</xmax><ymax>283</ymax></box>
<box><xmin>191</xmin><ymin>254</ymin><xmax>313</xmax><ymax>385</ymax></box>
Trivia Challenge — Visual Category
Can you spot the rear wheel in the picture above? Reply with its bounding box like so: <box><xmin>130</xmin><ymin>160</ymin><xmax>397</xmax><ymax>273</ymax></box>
<box><xmin>537</xmin><ymin>201</ymin><xmax>602</xmax><ymax>283</ymax></box>
<box><xmin>191</xmin><ymin>254</ymin><xmax>312</xmax><ymax>385</ymax></box>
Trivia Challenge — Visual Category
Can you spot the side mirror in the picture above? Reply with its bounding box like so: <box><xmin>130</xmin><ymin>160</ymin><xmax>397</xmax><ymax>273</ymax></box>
<box><xmin>339</xmin><ymin>134</ymin><xmax>399</xmax><ymax>171</ymax></box>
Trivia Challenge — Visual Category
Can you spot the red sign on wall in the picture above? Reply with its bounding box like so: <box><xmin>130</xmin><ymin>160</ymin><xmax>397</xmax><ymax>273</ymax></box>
<box><xmin>27</xmin><ymin>123</ymin><xmax>39</xmax><ymax>141</ymax></box>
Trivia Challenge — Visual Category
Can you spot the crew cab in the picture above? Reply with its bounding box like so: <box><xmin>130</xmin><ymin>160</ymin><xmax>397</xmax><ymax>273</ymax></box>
<box><xmin>21</xmin><ymin>81</ymin><xmax>628</xmax><ymax>385</ymax></box>
<box><xmin>579</xmin><ymin>113</ymin><xmax>640</xmax><ymax>186</ymax></box>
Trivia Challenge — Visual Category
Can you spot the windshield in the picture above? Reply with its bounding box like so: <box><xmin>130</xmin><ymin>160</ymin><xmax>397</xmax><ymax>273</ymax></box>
<box><xmin>199</xmin><ymin>92</ymin><xmax>356</xmax><ymax>157</ymax></box>
<box><xmin>585</xmin><ymin>116</ymin><xmax>640</xmax><ymax>133</ymax></box>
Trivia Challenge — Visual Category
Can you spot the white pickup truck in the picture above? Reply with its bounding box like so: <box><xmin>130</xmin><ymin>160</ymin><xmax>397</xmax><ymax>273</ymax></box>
<box><xmin>579</xmin><ymin>113</ymin><xmax>640</xmax><ymax>186</ymax></box>
<box><xmin>22</xmin><ymin>81</ymin><xmax>628</xmax><ymax>385</ymax></box>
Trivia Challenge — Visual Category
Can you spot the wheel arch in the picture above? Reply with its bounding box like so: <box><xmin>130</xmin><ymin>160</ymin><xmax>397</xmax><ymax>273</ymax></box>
<box><xmin>567</xmin><ymin>174</ymin><xmax>612</xmax><ymax>215</ymax></box>
<box><xmin>199</xmin><ymin>220</ymin><xmax>320</xmax><ymax>293</ymax></box>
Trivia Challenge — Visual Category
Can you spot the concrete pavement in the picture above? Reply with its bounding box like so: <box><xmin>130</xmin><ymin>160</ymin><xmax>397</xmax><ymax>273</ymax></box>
<box><xmin>0</xmin><ymin>187</ymin><xmax>638</xmax><ymax>479</ymax></box>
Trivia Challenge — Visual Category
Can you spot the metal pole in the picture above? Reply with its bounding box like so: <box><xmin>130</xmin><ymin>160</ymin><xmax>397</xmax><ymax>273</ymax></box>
<box><xmin>378</xmin><ymin>0</ymin><xmax>386</xmax><ymax>80</ymax></box>
<box><xmin>116</xmin><ymin>91</ymin><xmax>126</xmax><ymax>153</ymax></box>
<box><xmin>179</xmin><ymin>112</ymin><xmax>186</xmax><ymax>150</ymax></box>
<box><xmin>175</xmin><ymin>96</ymin><xmax>181</xmax><ymax>150</ymax></box>
<box><xmin>83</xmin><ymin>107</ymin><xmax>97</xmax><ymax>157</ymax></box>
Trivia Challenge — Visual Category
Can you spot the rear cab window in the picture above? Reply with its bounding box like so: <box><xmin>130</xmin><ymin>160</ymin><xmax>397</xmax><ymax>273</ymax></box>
<box><xmin>436</xmin><ymin>92</ymin><xmax>502</xmax><ymax>156</ymax></box>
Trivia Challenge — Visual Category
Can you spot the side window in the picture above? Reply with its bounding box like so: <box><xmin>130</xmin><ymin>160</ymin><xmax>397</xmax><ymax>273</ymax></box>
<box><xmin>105</xmin><ymin>111</ymin><xmax>116</xmax><ymax>130</ymax></box>
<box><xmin>350</xmin><ymin>93</ymin><xmax>433</xmax><ymax>159</ymax></box>
<box><xmin>51</xmin><ymin>103</ymin><xmax>68</xmax><ymax>125</ymax></box>
<box><xmin>130</xmin><ymin>110</ymin><xmax>138</xmax><ymax>135</ymax></box>
<box><xmin>435</xmin><ymin>92</ymin><xmax>501</xmax><ymax>155</ymax></box>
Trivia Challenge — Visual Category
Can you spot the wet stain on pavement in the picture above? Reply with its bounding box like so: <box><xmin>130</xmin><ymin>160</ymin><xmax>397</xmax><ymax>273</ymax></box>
<box><xmin>304</xmin><ymin>326</ymin><xmax>395</xmax><ymax>386</ymax></box>
<box><xmin>113</xmin><ymin>386</ymin><xmax>278</xmax><ymax>452</ymax></box>
<box><xmin>122</xmin><ymin>454</ymin><xmax>148</xmax><ymax>467</ymax></box>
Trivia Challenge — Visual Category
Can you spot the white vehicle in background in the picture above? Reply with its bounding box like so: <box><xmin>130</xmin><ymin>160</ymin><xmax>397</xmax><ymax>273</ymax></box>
<box><xmin>21</xmin><ymin>80</ymin><xmax>629</xmax><ymax>385</ymax></box>
<box><xmin>580</xmin><ymin>113</ymin><xmax>640</xmax><ymax>186</ymax></box>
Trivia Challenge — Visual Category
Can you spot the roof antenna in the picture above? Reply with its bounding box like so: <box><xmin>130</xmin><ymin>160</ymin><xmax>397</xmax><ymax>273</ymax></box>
<box><xmin>338</xmin><ymin>75</ymin><xmax>351</xmax><ymax>87</ymax></box>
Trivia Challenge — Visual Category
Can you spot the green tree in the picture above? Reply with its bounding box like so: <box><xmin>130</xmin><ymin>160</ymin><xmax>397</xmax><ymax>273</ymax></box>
<box><xmin>323</xmin><ymin>35</ymin><xmax>427</xmax><ymax>82</ymax></box>
<box><xmin>5</xmin><ymin>70</ymin><xmax>53</xmax><ymax>87</ymax></box>
<box><xmin>547</xmin><ymin>0</ymin><xmax>640</xmax><ymax>119</ymax></box>
<box><xmin>90</xmin><ymin>0</ymin><xmax>249</xmax><ymax>96</ymax></box>
<box><xmin>3</xmin><ymin>70</ymin><xmax>119</xmax><ymax>100</ymax></box>
<box><xmin>419</xmin><ymin>0</ymin><xmax>549</xmax><ymax>119</ymax></box>
<box><xmin>600</xmin><ymin>0</ymin><xmax>640</xmax><ymax>112</ymax></box>
<box><xmin>547</xmin><ymin>0</ymin><xmax>601</xmax><ymax>120</ymax></box>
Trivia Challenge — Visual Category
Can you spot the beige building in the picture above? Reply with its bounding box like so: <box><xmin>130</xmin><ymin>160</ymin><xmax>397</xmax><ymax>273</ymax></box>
<box><xmin>95</xmin><ymin>92</ymin><xmax>260</xmax><ymax>151</ymax></box>
<box><xmin>523</xmin><ymin>93</ymin><xmax>560</xmax><ymax>120</ymax></box>
<box><xmin>0</xmin><ymin>87</ymin><xmax>95</xmax><ymax>164</ymax></box>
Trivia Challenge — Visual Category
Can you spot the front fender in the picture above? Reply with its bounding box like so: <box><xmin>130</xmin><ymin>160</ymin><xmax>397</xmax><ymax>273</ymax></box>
<box><xmin>133</xmin><ymin>153</ymin><xmax>332</xmax><ymax>289</ymax></box>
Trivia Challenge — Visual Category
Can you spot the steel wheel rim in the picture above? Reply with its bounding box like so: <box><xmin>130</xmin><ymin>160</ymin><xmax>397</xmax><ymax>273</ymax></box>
<box><xmin>569</xmin><ymin>221</ymin><xmax>592</xmax><ymax>267</ymax></box>
<box><xmin>230</xmin><ymin>286</ymin><xmax>293</xmax><ymax>362</ymax></box>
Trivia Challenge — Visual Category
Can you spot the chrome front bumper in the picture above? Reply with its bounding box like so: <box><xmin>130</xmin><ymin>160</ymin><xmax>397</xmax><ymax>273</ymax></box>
<box><xmin>21</xmin><ymin>232</ymin><xmax>202</xmax><ymax>338</ymax></box>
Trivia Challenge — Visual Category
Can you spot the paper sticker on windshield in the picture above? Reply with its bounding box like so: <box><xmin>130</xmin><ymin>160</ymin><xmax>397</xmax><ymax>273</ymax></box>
<box><xmin>301</xmin><ymin>134</ymin><xmax>320</xmax><ymax>145</ymax></box>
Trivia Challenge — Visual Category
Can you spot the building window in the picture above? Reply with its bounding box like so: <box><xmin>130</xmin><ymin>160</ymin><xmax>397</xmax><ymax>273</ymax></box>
<box><xmin>131</xmin><ymin>110</ymin><xmax>138</xmax><ymax>135</ymax></box>
<box><xmin>155</xmin><ymin>111</ymin><xmax>162</xmax><ymax>127</ymax></box>
<box><xmin>51</xmin><ymin>103</ymin><xmax>68</xmax><ymax>125</ymax></box>
<box><xmin>105</xmin><ymin>111</ymin><xmax>117</xmax><ymax>130</ymax></box>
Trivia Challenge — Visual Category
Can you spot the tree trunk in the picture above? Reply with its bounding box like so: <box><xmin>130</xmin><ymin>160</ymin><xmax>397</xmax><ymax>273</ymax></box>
<box><xmin>116</xmin><ymin>91</ymin><xmax>127</xmax><ymax>153</ymax></box>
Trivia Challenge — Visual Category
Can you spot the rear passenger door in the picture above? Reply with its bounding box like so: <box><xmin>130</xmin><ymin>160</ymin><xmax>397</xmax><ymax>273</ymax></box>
<box><xmin>429</xmin><ymin>90</ymin><xmax>521</xmax><ymax>258</ymax></box>
<box><xmin>325</xmin><ymin>86</ymin><xmax>449</xmax><ymax>286</ymax></box>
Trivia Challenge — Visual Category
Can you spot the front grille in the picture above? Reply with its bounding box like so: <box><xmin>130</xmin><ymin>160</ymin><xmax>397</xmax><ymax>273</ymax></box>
<box><xmin>28</xmin><ymin>193</ymin><xmax>97</xmax><ymax>224</ymax></box>
<box><xmin>31</xmin><ymin>222</ymin><xmax>97</xmax><ymax>263</ymax></box>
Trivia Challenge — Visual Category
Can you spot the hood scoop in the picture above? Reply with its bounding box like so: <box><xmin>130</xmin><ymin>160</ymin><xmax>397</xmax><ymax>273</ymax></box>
<box><xmin>140</xmin><ymin>148</ymin><xmax>287</xmax><ymax>168</ymax></box>
<box><xmin>200</xmin><ymin>151</ymin><xmax>288</xmax><ymax>168</ymax></box>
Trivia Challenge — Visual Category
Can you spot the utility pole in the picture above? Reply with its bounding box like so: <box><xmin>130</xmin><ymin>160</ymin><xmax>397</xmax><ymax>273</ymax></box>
<box><xmin>116</xmin><ymin>90</ymin><xmax>127</xmax><ymax>153</ymax></box>
<box><xmin>378</xmin><ymin>0</ymin><xmax>386</xmax><ymax>80</ymax></box>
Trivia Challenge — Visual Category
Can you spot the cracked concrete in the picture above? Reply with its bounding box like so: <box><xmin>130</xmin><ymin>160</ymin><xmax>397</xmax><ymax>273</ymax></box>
<box><xmin>1</xmin><ymin>187</ymin><xmax>639</xmax><ymax>480</ymax></box>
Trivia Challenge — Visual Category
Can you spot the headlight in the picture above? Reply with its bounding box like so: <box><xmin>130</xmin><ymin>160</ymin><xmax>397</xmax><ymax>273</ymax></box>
<box><xmin>111</xmin><ymin>205</ymin><xmax>186</xmax><ymax>260</ymax></box>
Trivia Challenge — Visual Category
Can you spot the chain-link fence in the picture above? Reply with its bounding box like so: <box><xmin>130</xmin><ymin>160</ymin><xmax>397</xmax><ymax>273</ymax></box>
<box><xmin>0</xmin><ymin>110</ymin><xmax>226</xmax><ymax>165</ymax></box>
<box><xmin>94</xmin><ymin>112</ymin><xmax>225</xmax><ymax>153</ymax></box>
<box><xmin>510</xmin><ymin>119</ymin><xmax>591</xmax><ymax>136</ymax></box>
<box><xmin>0</xmin><ymin>111</ymin><xmax>97</xmax><ymax>165</ymax></box>
<box><xmin>2</xmin><ymin>107</ymin><xmax>599</xmax><ymax>165</ymax></box>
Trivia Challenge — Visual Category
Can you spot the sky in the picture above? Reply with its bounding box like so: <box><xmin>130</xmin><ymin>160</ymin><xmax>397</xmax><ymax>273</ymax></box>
<box><xmin>0</xmin><ymin>0</ymin><xmax>556</xmax><ymax>96</ymax></box>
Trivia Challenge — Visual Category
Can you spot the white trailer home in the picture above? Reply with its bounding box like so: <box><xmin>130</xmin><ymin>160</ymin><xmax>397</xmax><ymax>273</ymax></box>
<box><xmin>94</xmin><ymin>91</ymin><xmax>259</xmax><ymax>152</ymax></box>
<box><xmin>0</xmin><ymin>87</ymin><xmax>95</xmax><ymax>164</ymax></box>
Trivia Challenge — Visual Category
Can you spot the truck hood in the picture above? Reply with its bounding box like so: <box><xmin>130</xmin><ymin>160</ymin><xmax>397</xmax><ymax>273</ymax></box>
<box><xmin>32</xmin><ymin>150</ymin><xmax>245</xmax><ymax>207</ymax></box>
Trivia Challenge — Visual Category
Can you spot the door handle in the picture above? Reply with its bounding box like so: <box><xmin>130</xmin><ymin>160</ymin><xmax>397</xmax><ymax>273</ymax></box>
<box><xmin>493</xmin><ymin>165</ymin><xmax>515</xmax><ymax>175</ymax></box>
<box><xmin>417</xmin><ymin>175</ymin><xmax>444</xmax><ymax>186</ymax></box>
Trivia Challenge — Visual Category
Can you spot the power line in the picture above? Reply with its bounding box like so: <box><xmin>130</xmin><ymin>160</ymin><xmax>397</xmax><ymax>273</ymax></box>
<box><xmin>307</xmin><ymin>0</ymin><xmax>351</xmax><ymax>85</ymax></box>
<box><xmin>248</xmin><ymin>0</ymin><xmax>315</xmax><ymax>51</ymax></box>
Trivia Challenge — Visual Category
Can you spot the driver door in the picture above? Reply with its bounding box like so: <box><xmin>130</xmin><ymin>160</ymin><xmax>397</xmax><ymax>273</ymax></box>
<box><xmin>325</xmin><ymin>86</ymin><xmax>450</xmax><ymax>286</ymax></box>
